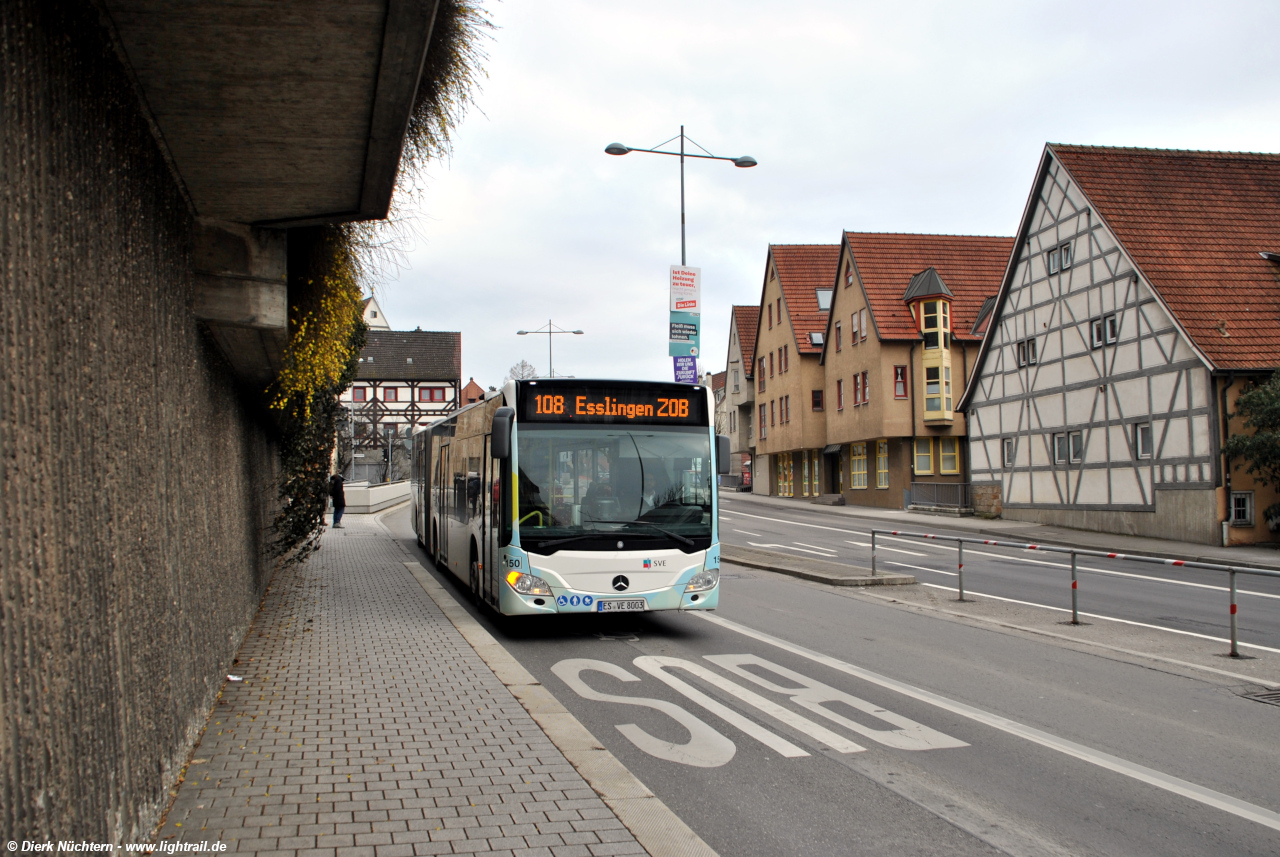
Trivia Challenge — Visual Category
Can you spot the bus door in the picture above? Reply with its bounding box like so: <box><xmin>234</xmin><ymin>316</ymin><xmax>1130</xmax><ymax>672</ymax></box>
<box><xmin>482</xmin><ymin>435</ymin><xmax>494</xmax><ymax>604</ymax></box>
<box><xmin>437</xmin><ymin>442</ymin><xmax>450</xmax><ymax>565</ymax></box>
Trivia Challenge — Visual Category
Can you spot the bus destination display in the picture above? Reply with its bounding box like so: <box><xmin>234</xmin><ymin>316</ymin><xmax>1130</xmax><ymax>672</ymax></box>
<box><xmin>518</xmin><ymin>383</ymin><xmax>706</xmax><ymax>426</ymax></box>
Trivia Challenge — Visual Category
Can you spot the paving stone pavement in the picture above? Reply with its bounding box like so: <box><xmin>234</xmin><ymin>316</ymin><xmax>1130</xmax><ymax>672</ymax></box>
<box><xmin>158</xmin><ymin>514</ymin><xmax>647</xmax><ymax>857</ymax></box>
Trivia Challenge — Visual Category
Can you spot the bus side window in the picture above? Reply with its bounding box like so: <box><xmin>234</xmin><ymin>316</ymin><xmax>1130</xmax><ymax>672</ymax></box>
<box><xmin>496</xmin><ymin>457</ymin><xmax>512</xmax><ymax>546</ymax></box>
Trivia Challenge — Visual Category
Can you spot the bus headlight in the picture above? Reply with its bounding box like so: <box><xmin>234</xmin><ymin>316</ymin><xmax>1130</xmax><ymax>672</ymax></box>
<box><xmin>506</xmin><ymin>571</ymin><xmax>552</xmax><ymax>596</ymax></box>
<box><xmin>685</xmin><ymin>568</ymin><xmax>719</xmax><ymax>593</ymax></box>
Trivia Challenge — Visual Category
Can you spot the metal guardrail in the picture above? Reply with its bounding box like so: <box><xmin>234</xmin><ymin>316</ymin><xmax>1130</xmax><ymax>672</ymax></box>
<box><xmin>870</xmin><ymin>528</ymin><xmax>1280</xmax><ymax>658</ymax></box>
<box><xmin>907</xmin><ymin>482</ymin><xmax>971</xmax><ymax>509</ymax></box>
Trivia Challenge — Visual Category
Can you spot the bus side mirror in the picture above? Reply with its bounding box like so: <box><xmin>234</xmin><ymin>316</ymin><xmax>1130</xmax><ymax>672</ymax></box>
<box><xmin>716</xmin><ymin>434</ymin><xmax>731</xmax><ymax>475</ymax></box>
<box><xmin>491</xmin><ymin>407</ymin><xmax>515</xmax><ymax>459</ymax></box>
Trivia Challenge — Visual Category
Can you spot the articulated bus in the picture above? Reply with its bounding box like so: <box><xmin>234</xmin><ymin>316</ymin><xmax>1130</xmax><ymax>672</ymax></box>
<box><xmin>410</xmin><ymin>378</ymin><xmax>729</xmax><ymax>616</ymax></box>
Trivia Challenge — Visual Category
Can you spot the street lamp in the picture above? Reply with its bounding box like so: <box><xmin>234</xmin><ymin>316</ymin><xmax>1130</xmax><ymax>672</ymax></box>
<box><xmin>516</xmin><ymin>319</ymin><xmax>584</xmax><ymax>378</ymax></box>
<box><xmin>604</xmin><ymin>125</ymin><xmax>756</xmax><ymax>266</ymax></box>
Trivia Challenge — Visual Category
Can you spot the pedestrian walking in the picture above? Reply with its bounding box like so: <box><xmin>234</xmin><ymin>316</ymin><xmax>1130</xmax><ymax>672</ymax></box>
<box><xmin>329</xmin><ymin>473</ymin><xmax>346</xmax><ymax>528</ymax></box>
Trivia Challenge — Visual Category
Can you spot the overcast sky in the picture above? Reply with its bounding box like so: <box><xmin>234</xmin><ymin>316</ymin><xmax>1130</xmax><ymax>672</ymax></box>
<box><xmin>376</xmin><ymin>0</ymin><xmax>1280</xmax><ymax>388</ymax></box>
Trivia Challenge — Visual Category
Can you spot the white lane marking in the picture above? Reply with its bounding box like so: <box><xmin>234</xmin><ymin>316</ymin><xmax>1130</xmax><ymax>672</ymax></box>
<box><xmin>733</xmin><ymin>529</ymin><xmax>763</xmax><ymax>537</ymax></box>
<box><xmin>633</xmin><ymin>657</ymin><xmax>858</xmax><ymax>754</ymax></box>
<box><xmin>706</xmin><ymin>654</ymin><xmax>966</xmax><ymax>751</ymax></box>
<box><xmin>722</xmin><ymin>509</ymin><xmax>870</xmax><ymax>537</ymax></box>
<box><xmin>695</xmin><ymin>613</ymin><xmax>1280</xmax><ymax>832</ymax></box>
<box><xmin>551</xmin><ymin>659</ymin><xmax>735</xmax><ymax>767</ymax></box>
<box><xmin>950</xmin><ymin>547</ymin><xmax>1280</xmax><ymax>600</ymax></box>
<box><xmin>794</xmin><ymin>541</ymin><xmax>838</xmax><ymax>553</ymax></box>
<box><xmin>853</xmin><ymin>541</ymin><xmax>928</xmax><ymax>557</ymax></box>
<box><xmin>885</xmin><ymin>560</ymin><xmax>956</xmax><ymax>576</ymax></box>
<box><xmin>749</xmin><ymin>542</ymin><xmax>842</xmax><ymax>557</ymax></box>
<box><xmin>915</xmin><ymin>582</ymin><xmax>1280</xmax><ymax>655</ymax></box>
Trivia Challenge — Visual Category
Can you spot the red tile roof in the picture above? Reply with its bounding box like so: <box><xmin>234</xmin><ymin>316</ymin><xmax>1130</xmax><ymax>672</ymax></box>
<box><xmin>1052</xmin><ymin>144</ymin><xmax>1280</xmax><ymax>370</ymax></box>
<box><xmin>732</xmin><ymin>304</ymin><xmax>760</xmax><ymax>371</ymax></box>
<box><xmin>770</xmin><ymin>244</ymin><xmax>842</xmax><ymax>354</ymax></box>
<box><xmin>844</xmin><ymin>233</ymin><xmax>1013</xmax><ymax>342</ymax></box>
<box><xmin>711</xmin><ymin>371</ymin><xmax>726</xmax><ymax>392</ymax></box>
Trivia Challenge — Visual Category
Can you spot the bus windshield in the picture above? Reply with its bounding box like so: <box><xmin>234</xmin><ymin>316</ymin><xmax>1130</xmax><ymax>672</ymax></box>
<box><xmin>515</xmin><ymin>423</ymin><xmax>713</xmax><ymax>553</ymax></box>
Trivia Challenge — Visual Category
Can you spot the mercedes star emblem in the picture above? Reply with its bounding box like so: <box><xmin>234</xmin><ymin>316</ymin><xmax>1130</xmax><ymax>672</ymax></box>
<box><xmin>611</xmin><ymin>575</ymin><xmax>630</xmax><ymax>592</ymax></box>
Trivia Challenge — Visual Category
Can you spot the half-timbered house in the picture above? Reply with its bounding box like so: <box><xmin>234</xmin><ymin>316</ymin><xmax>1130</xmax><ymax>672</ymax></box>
<box><xmin>960</xmin><ymin>145</ymin><xmax>1280</xmax><ymax>545</ymax></box>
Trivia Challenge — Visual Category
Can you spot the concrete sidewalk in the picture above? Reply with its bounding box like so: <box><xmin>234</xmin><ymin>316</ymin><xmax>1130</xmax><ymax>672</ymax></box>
<box><xmin>724</xmin><ymin>491</ymin><xmax>1280</xmax><ymax>571</ymax></box>
<box><xmin>156</xmin><ymin>514</ymin><xmax>663</xmax><ymax>857</ymax></box>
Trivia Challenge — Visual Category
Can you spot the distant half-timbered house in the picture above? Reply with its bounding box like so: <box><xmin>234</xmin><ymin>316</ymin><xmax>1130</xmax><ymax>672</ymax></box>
<box><xmin>960</xmin><ymin>145</ymin><xmax>1280</xmax><ymax>545</ymax></box>
<box><xmin>339</xmin><ymin>330</ymin><xmax>461</xmax><ymax>481</ymax></box>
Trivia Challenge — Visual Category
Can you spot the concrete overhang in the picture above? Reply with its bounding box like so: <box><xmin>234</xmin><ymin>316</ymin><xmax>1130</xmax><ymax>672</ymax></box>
<box><xmin>98</xmin><ymin>0</ymin><xmax>442</xmax><ymax>385</ymax></box>
<box><xmin>100</xmin><ymin>0</ymin><xmax>440</xmax><ymax>226</ymax></box>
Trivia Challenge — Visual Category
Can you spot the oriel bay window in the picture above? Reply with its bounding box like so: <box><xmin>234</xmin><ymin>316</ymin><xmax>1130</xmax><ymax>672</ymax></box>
<box><xmin>918</xmin><ymin>297</ymin><xmax>953</xmax><ymax>421</ymax></box>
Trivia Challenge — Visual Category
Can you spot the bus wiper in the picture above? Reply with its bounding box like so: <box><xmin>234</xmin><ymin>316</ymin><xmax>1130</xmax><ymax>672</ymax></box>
<box><xmin>536</xmin><ymin>533</ymin><xmax>611</xmax><ymax>550</ymax></box>
<box><xmin>592</xmin><ymin>520</ymin><xmax>697</xmax><ymax>548</ymax></box>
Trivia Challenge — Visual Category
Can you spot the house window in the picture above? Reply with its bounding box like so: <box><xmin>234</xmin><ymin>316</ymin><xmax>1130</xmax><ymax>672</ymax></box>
<box><xmin>784</xmin><ymin>395</ymin><xmax>791</xmax><ymax>423</ymax></box>
<box><xmin>944</xmin><ymin>366</ymin><xmax>952</xmax><ymax>411</ymax></box>
<box><xmin>1231</xmin><ymin>492</ymin><xmax>1254</xmax><ymax>527</ymax></box>
<box><xmin>850</xmin><ymin>443</ymin><xmax>868</xmax><ymax>489</ymax></box>
<box><xmin>1091</xmin><ymin>313</ymin><xmax>1118</xmax><ymax>348</ymax></box>
<box><xmin>812</xmin><ymin>390</ymin><xmax>824</xmax><ymax>411</ymax></box>
<box><xmin>860</xmin><ymin>370</ymin><xmax>869</xmax><ymax>404</ymax></box>
<box><xmin>1053</xmin><ymin>433</ymin><xmax>1067</xmax><ymax>464</ymax></box>
<box><xmin>1135</xmin><ymin>422</ymin><xmax>1153</xmax><ymax>459</ymax></box>
<box><xmin>1069</xmin><ymin>430</ymin><xmax>1083</xmax><ymax>463</ymax></box>
<box><xmin>925</xmin><ymin>367</ymin><xmax>942</xmax><ymax>412</ymax></box>
<box><xmin>921</xmin><ymin>300</ymin><xmax>950</xmax><ymax>350</ymax></box>
<box><xmin>353</xmin><ymin>387</ymin><xmax>367</xmax><ymax>402</ymax></box>
<box><xmin>729</xmin><ymin>410</ymin><xmax>736</xmax><ymax>433</ymax></box>
<box><xmin>810</xmin><ymin>332</ymin><xmax>824</xmax><ymax>347</ymax></box>
<box><xmin>853</xmin><ymin>373</ymin><xmax>862</xmax><ymax>406</ymax></box>
<box><xmin>1002</xmin><ymin>437</ymin><xmax>1015</xmax><ymax>468</ymax></box>
<box><xmin>759</xmin><ymin>404</ymin><xmax>767</xmax><ymax>438</ymax></box>
<box><xmin>768</xmin><ymin>304</ymin><xmax>773</xmax><ymax>329</ymax></box>
<box><xmin>851</xmin><ymin>311</ymin><xmax>859</xmax><ymax>344</ymax></box>
<box><xmin>876</xmin><ymin>440</ymin><xmax>889</xmax><ymax>488</ymax></box>
<box><xmin>732</xmin><ymin>369</ymin><xmax>739</xmax><ymax>393</ymax></box>
<box><xmin>769</xmin><ymin>353</ymin><xmax>775</xmax><ymax>377</ymax></box>
<box><xmin>835</xmin><ymin>322</ymin><xmax>842</xmax><ymax>351</ymax></box>
<box><xmin>816</xmin><ymin>289</ymin><xmax>833</xmax><ymax>311</ymax></box>
<box><xmin>940</xmin><ymin>438</ymin><xmax>960</xmax><ymax>474</ymax></box>
<box><xmin>783</xmin><ymin>345</ymin><xmax>790</xmax><ymax>371</ymax></box>
<box><xmin>759</xmin><ymin>358</ymin><xmax>766</xmax><ymax>391</ymax></box>
<box><xmin>770</xmin><ymin>400</ymin><xmax>776</xmax><ymax>426</ymax></box>
<box><xmin>418</xmin><ymin>387</ymin><xmax>445</xmax><ymax>402</ymax></box>
<box><xmin>836</xmin><ymin>379</ymin><xmax>844</xmax><ymax>410</ymax></box>
<box><xmin>894</xmin><ymin>366</ymin><xmax>908</xmax><ymax>399</ymax></box>
<box><xmin>384</xmin><ymin>387</ymin><xmax>398</xmax><ymax>402</ymax></box>
<box><xmin>1047</xmin><ymin>241</ymin><xmax>1073</xmax><ymax>274</ymax></box>
<box><xmin>778</xmin><ymin>298</ymin><xmax>782</xmax><ymax>322</ymax></box>
<box><xmin>1016</xmin><ymin>338</ymin><xmax>1038</xmax><ymax>367</ymax></box>
<box><xmin>914</xmin><ymin>437</ymin><xmax>933</xmax><ymax>474</ymax></box>
<box><xmin>860</xmin><ymin>309</ymin><xmax>868</xmax><ymax>342</ymax></box>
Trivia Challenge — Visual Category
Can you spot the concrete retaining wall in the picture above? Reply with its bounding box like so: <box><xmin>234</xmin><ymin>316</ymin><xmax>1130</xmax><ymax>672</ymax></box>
<box><xmin>343</xmin><ymin>481</ymin><xmax>412</xmax><ymax>514</ymax></box>
<box><xmin>1</xmin><ymin>0</ymin><xmax>276</xmax><ymax>841</ymax></box>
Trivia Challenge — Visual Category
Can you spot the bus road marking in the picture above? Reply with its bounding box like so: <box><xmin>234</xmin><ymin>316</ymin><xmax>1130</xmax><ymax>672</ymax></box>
<box><xmin>694</xmin><ymin>612</ymin><xmax>1280</xmax><ymax>832</ymax></box>
<box><xmin>733</xmin><ymin>529</ymin><xmax>763</xmax><ymax>537</ymax></box>
<box><xmin>847</xmin><ymin>541</ymin><xmax>928</xmax><ymax>557</ymax></box>
<box><xmin>552</xmin><ymin>654</ymin><xmax>965</xmax><ymax>767</ymax></box>
<box><xmin>794</xmin><ymin>541</ymin><xmax>838</xmax><ymax>553</ymax></box>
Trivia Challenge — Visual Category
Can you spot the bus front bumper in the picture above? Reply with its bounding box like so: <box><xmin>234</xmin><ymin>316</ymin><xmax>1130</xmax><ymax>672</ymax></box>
<box><xmin>498</xmin><ymin>580</ymin><xmax>719</xmax><ymax>616</ymax></box>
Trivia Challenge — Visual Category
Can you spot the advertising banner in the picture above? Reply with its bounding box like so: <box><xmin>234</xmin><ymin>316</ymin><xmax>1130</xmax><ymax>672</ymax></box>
<box><xmin>668</xmin><ymin>310</ymin><xmax>701</xmax><ymax>357</ymax></box>
<box><xmin>669</xmin><ymin>266</ymin><xmax>701</xmax><ymax>313</ymax></box>
<box><xmin>672</xmin><ymin>355</ymin><xmax>698</xmax><ymax>384</ymax></box>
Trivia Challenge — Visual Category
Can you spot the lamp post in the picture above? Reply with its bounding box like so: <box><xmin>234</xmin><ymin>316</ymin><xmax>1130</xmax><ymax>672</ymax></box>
<box><xmin>604</xmin><ymin>125</ymin><xmax>756</xmax><ymax>266</ymax></box>
<box><xmin>516</xmin><ymin>320</ymin><xmax>584</xmax><ymax>378</ymax></box>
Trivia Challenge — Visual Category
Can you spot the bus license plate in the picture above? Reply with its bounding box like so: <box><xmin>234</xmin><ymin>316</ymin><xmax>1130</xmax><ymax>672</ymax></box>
<box><xmin>597</xmin><ymin>599</ymin><xmax>647</xmax><ymax>613</ymax></box>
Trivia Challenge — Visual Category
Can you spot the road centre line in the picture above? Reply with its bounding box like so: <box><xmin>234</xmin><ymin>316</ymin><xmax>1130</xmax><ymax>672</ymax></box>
<box><xmin>720</xmin><ymin>508</ymin><xmax>870</xmax><ymax>537</ymax></box>
<box><xmin>694</xmin><ymin>612</ymin><xmax>1280</xmax><ymax>832</ymax></box>
<box><xmin>953</xmin><ymin>547</ymin><xmax>1280</xmax><ymax>600</ymax></box>
<box><xmin>915</xmin><ymin>582</ymin><xmax>1280</xmax><ymax>655</ymax></box>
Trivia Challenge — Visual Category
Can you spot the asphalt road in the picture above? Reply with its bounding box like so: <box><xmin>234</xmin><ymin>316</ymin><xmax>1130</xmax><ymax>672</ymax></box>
<box><xmin>719</xmin><ymin>495</ymin><xmax>1280</xmax><ymax>654</ymax></box>
<box><xmin>384</xmin><ymin>506</ymin><xmax>1280</xmax><ymax>857</ymax></box>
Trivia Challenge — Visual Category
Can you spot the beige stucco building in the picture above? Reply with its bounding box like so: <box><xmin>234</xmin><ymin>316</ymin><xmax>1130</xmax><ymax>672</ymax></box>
<box><xmin>821</xmin><ymin>233</ymin><xmax>1012</xmax><ymax>508</ymax></box>
<box><xmin>720</xmin><ymin>305</ymin><xmax>760</xmax><ymax>489</ymax></box>
<box><xmin>752</xmin><ymin>245</ymin><xmax>840</xmax><ymax>498</ymax></box>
